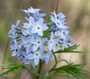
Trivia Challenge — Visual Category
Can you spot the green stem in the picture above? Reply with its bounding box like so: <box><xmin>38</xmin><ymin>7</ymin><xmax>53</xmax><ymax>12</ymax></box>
<box><xmin>36</xmin><ymin>60</ymin><xmax>43</xmax><ymax>79</ymax></box>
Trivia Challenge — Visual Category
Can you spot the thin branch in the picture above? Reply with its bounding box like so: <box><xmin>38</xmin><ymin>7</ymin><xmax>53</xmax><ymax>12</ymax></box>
<box><xmin>55</xmin><ymin>0</ymin><xmax>59</xmax><ymax>14</ymax></box>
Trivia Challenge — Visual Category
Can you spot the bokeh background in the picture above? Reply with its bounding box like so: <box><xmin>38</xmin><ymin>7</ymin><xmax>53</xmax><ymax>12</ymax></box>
<box><xmin>0</xmin><ymin>0</ymin><xmax>90</xmax><ymax>79</ymax></box>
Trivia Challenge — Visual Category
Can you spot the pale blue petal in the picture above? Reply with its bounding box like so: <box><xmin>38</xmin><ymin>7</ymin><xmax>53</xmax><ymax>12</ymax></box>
<box><xmin>42</xmin><ymin>24</ymin><xmax>48</xmax><ymax>31</ymax></box>
<box><xmin>50</xmin><ymin>32</ymin><xmax>54</xmax><ymax>40</ymax></box>
<box><xmin>23</xmin><ymin>58</ymin><xmax>31</xmax><ymax>64</ymax></box>
<box><xmin>55</xmin><ymin>31</ymin><xmax>60</xmax><ymax>36</ymax></box>
<box><xmin>12</xmin><ymin>51</ymin><xmax>17</xmax><ymax>56</ymax></box>
<box><xmin>33</xmin><ymin>45</ymin><xmax>38</xmax><ymax>51</ymax></box>
<box><xmin>41</xmin><ymin>38</ymin><xmax>48</xmax><ymax>43</ymax></box>
<box><xmin>52</xmin><ymin>45</ymin><xmax>57</xmax><ymax>51</ymax></box>
<box><xmin>37</xmin><ymin>18</ymin><xmax>43</xmax><ymax>25</ymax></box>
<box><xmin>21</xmin><ymin>23</ymin><xmax>29</xmax><ymax>28</ymax></box>
<box><xmin>38</xmin><ymin>31</ymin><xmax>43</xmax><ymax>36</ymax></box>
<box><xmin>30</xmin><ymin>37</ymin><xmax>36</xmax><ymax>44</ymax></box>
<box><xmin>54</xmin><ymin>39</ymin><xmax>60</xmax><ymax>43</ymax></box>
<box><xmin>26</xmin><ymin>54</ymin><xmax>34</xmax><ymax>59</ymax></box>
<box><xmin>31</xmin><ymin>28</ymin><xmax>37</xmax><ymax>33</ymax></box>
<box><xmin>34</xmin><ymin>58</ymin><xmax>39</xmax><ymax>65</ymax></box>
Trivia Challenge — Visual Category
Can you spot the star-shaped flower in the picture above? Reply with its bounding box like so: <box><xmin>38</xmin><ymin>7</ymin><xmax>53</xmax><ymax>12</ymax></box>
<box><xmin>10</xmin><ymin>40</ymin><xmax>21</xmax><ymax>56</ymax></box>
<box><xmin>44</xmin><ymin>51</ymin><xmax>53</xmax><ymax>64</ymax></box>
<box><xmin>26</xmin><ymin>49</ymin><xmax>45</xmax><ymax>65</ymax></box>
<box><xmin>30</xmin><ymin>36</ymin><xmax>48</xmax><ymax>51</ymax></box>
<box><xmin>48</xmin><ymin>32</ymin><xmax>60</xmax><ymax>51</ymax></box>
<box><xmin>31</xmin><ymin>18</ymin><xmax>48</xmax><ymax>36</ymax></box>
<box><xmin>8</xmin><ymin>20</ymin><xmax>20</xmax><ymax>35</ymax></box>
<box><xmin>55</xmin><ymin>28</ymin><xmax>69</xmax><ymax>39</ymax></box>
<box><xmin>21</xmin><ymin>17</ymin><xmax>34</xmax><ymax>29</ymax></box>
<box><xmin>21</xmin><ymin>7</ymin><xmax>41</xmax><ymax>14</ymax></box>
<box><xmin>20</xmin><ymin>36</ymin><xmax>32</xmax><ymax>53</ymax></box>
<box><xmin>50</xmin><ymin>11</ymin><xmax>69</xmax><ymax>29</ymax></box>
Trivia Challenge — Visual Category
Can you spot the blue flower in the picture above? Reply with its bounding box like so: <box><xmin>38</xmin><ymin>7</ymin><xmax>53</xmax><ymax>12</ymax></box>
<box><xmin>33</xmin><ymin>12</ymin><xmax>46</xmax><ymax>21</ymax></box>
<box><xmin>10</xmin><ymin>40</ymin><xmax>21</xmax><ymax>56</ymax></box>
<box><xmin>20</xmin><ymin>36</ymin><xmax>32</xmax><ymax>53</ymax></box>
<box><xmin>31</xmin><ymin>18</ymin><xmax>48</xmax><ymax>36</ymax></box>
<box><xmin>21</xmin><ymin>27</ymin><xmax>37</xmax><ymax>38</ymax></box>
<box><xmin>44</xmin><ymin>51</ymin><xmax>53</xmax><ymax>64</ymax></box>
<box><xmin>9</xmin><ymin>33</ymin><xmax>18</xmax><ymax>40</ymax></box>
<box><xmin>21</xmin><ymin>7</ymin><xmax>41</xmax><ymax>14</ymax></box>
<box><xmin>26</xmin><ymin>49</ymin><xmax>45</xmax><ymax>65</ymax></box>
<box><xmin>50</xmin><ymin>11</ymin><xmax>69</xmax><ymax>29</ymax></box>
<box><xmin>55</xmin><ymin>28</ymin><xmax>69</xmax><ymax>39</ymax></box>
<box><xmin>8</xmin><ymin>20</ymin><xmax>20</xmax><ymax>35</ymax></box>
<box><xmin>30</xmin><ymin>36</ymin><xmax>48</xmax><ymax>51</ymax></box>
<box><xmin>21</xmin><ymin>16</ymin><xmax>34</xmax><ymax>29</ymax></box>
<box><xmin>62</xmin><ymin>35</ymin><xmax>74</xmax><ymax>50</ymax></box>
<box><xmin>48</xmin><ymin>32</ymin><xmax>60</xmax><ymax>51</ymax></box>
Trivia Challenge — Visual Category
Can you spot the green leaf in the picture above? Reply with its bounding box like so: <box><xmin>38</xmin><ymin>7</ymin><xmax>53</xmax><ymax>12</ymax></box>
<box><xmin>55</xmin><ymin>44</ymin><xmax>88</xmax><ymax>53</ymax></box>
<box><xmin>76</xmin><ymin>68</ymin><xmax>90</xmax><ymax>72</ymax></box>
<box><xmin>43</xmin><ymin>72</ymin><xmax>49</xmax><ymax>79</ymax></box>
<box><xmin>0</xmin><ymin>62</ymin><xmax>20</xmax><ymax>67</ymax></box>
<box><xmin>7</xmin><ymin>65</ymin><xmax>22</xmax><ymax>74</ymax></box>
<box><xmin>14</xmin><ymin>68</ymin><xmax>23</xmax><ymax>79</ymax></box>
<box><xmin>65</xmin><ymin>70</ymin><xmax>82</xmax><ymax>79</ymax></box>
<box><xmin>47</xmin><ymin>15</ymin><xmax>51</xmax><ymax>23</ymax></box>
<box><xmin>61</xmin><ymin>70</ymin><xmax>73</xmax><ymax>79</ymax></box>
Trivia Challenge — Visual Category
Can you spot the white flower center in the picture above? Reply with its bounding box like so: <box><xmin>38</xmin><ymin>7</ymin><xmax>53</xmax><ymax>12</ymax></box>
<box><xmin>49</xmin><ymin>40</ymin><xmax>54</xmax><ymax>45</ymax></box>
<box><xmin>34</xmin><ymin>52</ymin><xmax>40</xmax><ymax>57</ymax></box>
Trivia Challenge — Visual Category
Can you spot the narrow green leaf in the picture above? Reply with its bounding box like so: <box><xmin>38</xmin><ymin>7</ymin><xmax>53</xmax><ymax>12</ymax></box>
<box><xmin>66</xmin><ymin>70</ymin><xmax>82</xmax><ymax>79</ymax></box>
<box><xmin>43</xmin><ymin>72</ymin><xmax>49</xmax><ymax>79</ymax></box>
<box><xmin>7</xmin><ymin>65</ymin><xmax>22</xmax><ymax>74</ymax></box>
<box><xmin>0</xmin><ymin>62</ymin><xmax>20</xmax><ymax>67</ymax></box>
<box><xmin>61</xmin><ymin>70</ymin><xmax>73</xmax><ymax>79</ymax></box>
<box><xmin>0</xmin><ymin>69</ymin><xmax>10</xmax><ymax>76</ymax></box>
<box><xmin>54</xmin><ymin>44</ymin><xmax>88</xmax><ymax>53</ymax></box>
<box><xmin>55</xmin><ymin>50</ymin><xmax>88</xmax><ymax>53</ymax></box>
<box><xmin>14</xmin><ymin>68</ymin><xmax>23</xmax><ymax>79</ymax></box>
<box><xmin>76</xmin><ymin>68</ymin><xmax>90</xmax><ymax>72</ymax></box>
<box><xmin>47</xmin><ymin>15</ymin><xmax>51</xmax><ymax>23</ymax></box>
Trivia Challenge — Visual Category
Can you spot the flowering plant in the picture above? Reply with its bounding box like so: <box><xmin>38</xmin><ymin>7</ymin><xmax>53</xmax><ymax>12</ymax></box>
<box><xmin>0</xmin><ymin>7</ymin><xmax>89</xmax><ymax>79</ymax></box>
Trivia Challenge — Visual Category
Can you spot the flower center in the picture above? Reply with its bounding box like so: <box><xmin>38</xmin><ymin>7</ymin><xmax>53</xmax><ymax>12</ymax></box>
<box><xmin>37</xmin><ymin>27</ymin><xmax>40</xmax><ymax>29</ymax></box>
<box><xmin>38</xmin><ymin>41</ymin><xmax>40</xmax><ymax>44</ymax></box>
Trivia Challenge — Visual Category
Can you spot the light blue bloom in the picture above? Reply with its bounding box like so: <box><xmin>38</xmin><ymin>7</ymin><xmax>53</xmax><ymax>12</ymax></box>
<box><xmin>48</xmin><ymin>32</ymin><xmax>60</xmax><ymax>51</ymax></box>
<box><xmin>20</xmin><ymin>36</ymin><xmax>31</xmax><ymax>53</ymax></box>
<box><xmin>31</xmin><ymin>18</ymin><xmax>48</xmax><ymax>36</ymax></box>
<box><xmin>57</xmin><ymin>12</ymin><xmax>66</xmax><ymax>19</ymax></box>
<box><xmin>25</xmin><ymin>17</ymin><xmax>29</xmax><ymax>21</ymax></box>
<box><xmin>55</xmin><ymin>28</ymin><xmax>69</xmax><ymax>39</ymax></box>
<box><xmin>33</xmin><ymin>12</ymin><xmax>46</xmax><ymax>21</ymax></box>
<box><xmin>10</xmin><ymin>40</ymin><xmax>21</xmax><ymax>56</ymax></box>
<box><xmin>30</xmin><ymin>36</ymin><xmax>48</xmax><ymax>51</ymax></box>
<box><xmin>26</xmin><ymin>49</ymin><xmax>45</xmax><ymax>65</ymax></box>
<box><xmin>62</xmin><ymin>35</ymin><xmax>74</xmax><ymax>50</ymax></box>
<box><xmin>50</xmin><ymin>11</ymin><xmax>69</xmax><ymax>29</ymax></box>
<box><xmin>8</xmin><ymin>20</ymin><xmax>20</xmax><ymax>35</ymax></box>
<box><xmin>9</xmin><ymin>33</ymin><xmax>18</xmax><ymax>40</ymax></box>
<box><xmin>66</xmin><ymin>35</ymin><xmax>74</xmax><ymax>45</ymax></box>
<box><xmin>62</xmin><ymin>39</ymin><xmax>69</xmax><ymax>51</ymax></box>
<box><xmin>21</xmin><ymin>27</ymin><xmax>37</xmax><ymax>38</ymax></box>
<box><xmin>21</xmin><ymin>7</ymin><xmax>41</xmax><ymax>14</ymax></box>
<box><xmin>21</xmin><ymin>16</ymin><xmax>34</xmax><ymax>29</ymax></box>
<box><xmin>44</xmin><ymin>51</ymin><xmax>53</xmax><ymax>64</ymax></box>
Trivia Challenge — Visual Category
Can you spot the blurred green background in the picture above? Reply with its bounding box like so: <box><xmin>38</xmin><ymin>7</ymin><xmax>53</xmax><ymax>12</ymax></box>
<box><xmin>0</xmin><ymin>0</ymin><xmax>90</xmax><ymax>79</ymax></box>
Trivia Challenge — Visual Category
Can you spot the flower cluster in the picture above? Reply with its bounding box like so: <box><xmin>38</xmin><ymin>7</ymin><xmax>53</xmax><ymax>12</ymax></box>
<box><xmin>8</xmin><ymin>7</ymin><xmax>74</xmax><ymax>66</ymax></box>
